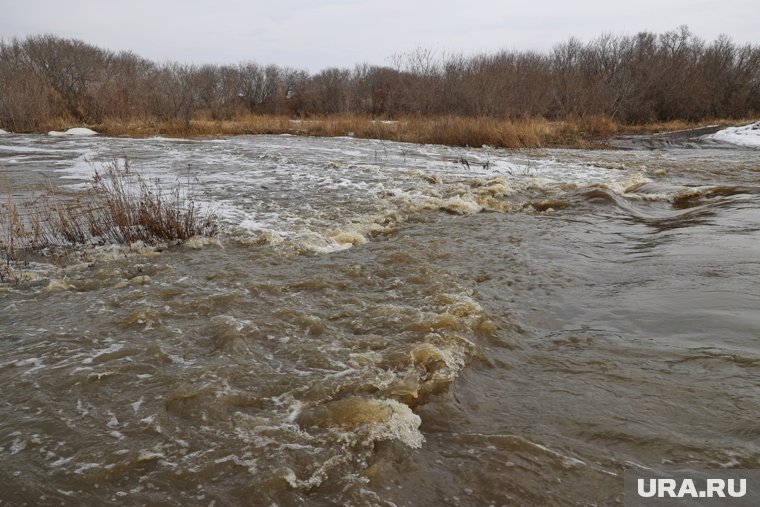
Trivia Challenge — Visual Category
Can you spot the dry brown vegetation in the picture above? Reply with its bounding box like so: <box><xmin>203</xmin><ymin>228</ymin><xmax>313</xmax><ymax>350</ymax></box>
<box><xmin>43</xmin><ymin>159</ymin><xmax>218</xmax><ymax>245</ymax></box>
<box><xmin>88</xmin><ymin>114</ymin><xmax>735</xmax><ymax>149</ymax></box>
<box><xmin>1</xmin><ymin>160</ymin><xmax>218</xmax><ymax>283</ymax></box>
<box><xmin>1</xmin><ymin>27</ymin><xmax>758</xmax><ymax>144</ymax></box>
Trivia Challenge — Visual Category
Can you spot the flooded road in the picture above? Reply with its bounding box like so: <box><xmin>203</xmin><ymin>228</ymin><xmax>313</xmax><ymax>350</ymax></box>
<box><xmin>1</xmin><ymin>133</ymin><xmax>759</xmax><ymax>505</ymax></box>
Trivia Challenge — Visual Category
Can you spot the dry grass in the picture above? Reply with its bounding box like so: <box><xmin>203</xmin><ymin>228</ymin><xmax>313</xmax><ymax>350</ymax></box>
<box><xmin>89</xmin><ymin>114</ymin><xmax>742</xmax><ymax>149</ymax></box>
<box><xmin>43</xmin><ymin>158</ymin><xmax>218</xmax><ymax>246</ymax></box>
<box><xmin>1</xmin><ymin>191</ymin><xmax>25</xmax><ymax>283</ymax></box>
<box><xmin>1</xmin><ymin>159</ymin><xmax>218</xmax><ymax>283</ymax></box>
<box><xmin>93</xmin><ymin>114</ymin><xmax>568</xmax><ymax>147</ymax></box>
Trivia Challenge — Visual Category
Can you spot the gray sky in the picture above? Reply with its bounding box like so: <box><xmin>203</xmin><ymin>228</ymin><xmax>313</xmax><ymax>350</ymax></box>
<box><xmin>1</xmin><ymin>0</ymin><xmax>757</xmax><ymax>72</ymax></box>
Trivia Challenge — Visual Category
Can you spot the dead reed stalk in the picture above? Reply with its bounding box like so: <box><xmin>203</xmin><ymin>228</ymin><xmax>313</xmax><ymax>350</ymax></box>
<box><xmin>1</xmin><ymin>193</ymin><xmax>25</xmax><ymax>283</ymax></box>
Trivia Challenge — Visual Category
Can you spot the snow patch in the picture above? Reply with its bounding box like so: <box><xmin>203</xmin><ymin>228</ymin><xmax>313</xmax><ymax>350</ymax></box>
<box><xmin>707</xmin><ymin>122</ymin><xmax>760</xmax><ymax>148</ymax></box>
<box><xmin>48</xmin><ymin>127</ymin><xmax>98</xmax><ymax>137</ymax></box>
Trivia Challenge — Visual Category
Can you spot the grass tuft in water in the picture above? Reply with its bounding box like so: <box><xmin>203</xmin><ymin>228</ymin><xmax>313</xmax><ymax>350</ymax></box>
<box><xmin>1</xmin><ymin>158</ymin><xmax>218</xmax><ymax>283</ymax></box>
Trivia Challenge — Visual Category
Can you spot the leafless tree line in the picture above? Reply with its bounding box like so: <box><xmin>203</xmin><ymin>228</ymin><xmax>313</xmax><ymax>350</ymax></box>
<box><xmin>1</xmin><ymin>26</ymin><xmax>758</xmax><ymax>131</ymax></box>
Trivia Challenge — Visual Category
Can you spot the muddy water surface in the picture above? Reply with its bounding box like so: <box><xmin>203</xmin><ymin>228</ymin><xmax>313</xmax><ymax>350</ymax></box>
<box><xmin>1</xmin><ymin>133</ymin><xmax>759</xmax><ymax>505</ymax></box>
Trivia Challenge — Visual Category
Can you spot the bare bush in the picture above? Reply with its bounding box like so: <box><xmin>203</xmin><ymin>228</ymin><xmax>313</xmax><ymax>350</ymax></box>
<box><xmin>1</xmin><ymin>159</ymin><xmax>218</xmax><ymax>278</ymax></box>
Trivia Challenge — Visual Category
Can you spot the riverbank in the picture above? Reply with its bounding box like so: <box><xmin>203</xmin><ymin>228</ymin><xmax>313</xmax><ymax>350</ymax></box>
<box><xmin>30</xmin><ymin>115</ymin><xmax>745</xmax><ymax>149</ymax></box>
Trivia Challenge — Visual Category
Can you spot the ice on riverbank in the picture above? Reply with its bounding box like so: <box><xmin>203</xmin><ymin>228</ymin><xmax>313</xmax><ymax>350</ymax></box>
<box><xmin>47</xmin><ymin>128</ymin><xmax>98</xmax><ymax>137</ymax></box>
<box><xmin>0</xmin><ymin>129</ymin><xmax>9</xmax><ymax>135</ymax></box>
<box><xmin>707</xmin><ymin>122</ymin><xmax>760</xmax><ymax>147</ymax></box>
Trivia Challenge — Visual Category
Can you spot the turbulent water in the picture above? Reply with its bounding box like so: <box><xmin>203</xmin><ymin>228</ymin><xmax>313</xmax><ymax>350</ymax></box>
<box><xmin>1</xmin><ymin>131</ymin><xmax>759</xmax><ymax>506</ymax></box>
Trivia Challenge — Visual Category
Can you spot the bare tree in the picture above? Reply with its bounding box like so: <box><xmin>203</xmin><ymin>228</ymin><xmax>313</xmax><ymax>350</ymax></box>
<box><xmin>1</xmin><ymin>29</ymin><xmax>759</xmax><ymax>131</ymax></box>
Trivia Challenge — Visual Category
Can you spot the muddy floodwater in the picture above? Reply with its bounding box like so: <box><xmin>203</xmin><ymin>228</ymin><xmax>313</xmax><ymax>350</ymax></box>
<box><xmin>1</xmin><ymin>132</ymin><xmax>759</xmax><ymax>506</ymax></box>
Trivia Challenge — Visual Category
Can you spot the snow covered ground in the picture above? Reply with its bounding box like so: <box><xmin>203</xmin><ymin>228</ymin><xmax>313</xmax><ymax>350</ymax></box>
<box><xmin>707</xmin><ymin>122</ymin><xmax>760</xmax><ymax>147</ymax></box>
<box><xmin>47</xmin><ymin>127</ymin><xmax>98</xmax><ymax>136</ymax></box>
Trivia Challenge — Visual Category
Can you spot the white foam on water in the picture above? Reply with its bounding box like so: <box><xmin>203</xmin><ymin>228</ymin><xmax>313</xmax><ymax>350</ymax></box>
<box><xmin>53</xmin><ymin>149</ymin><xmax>100</xmax><ymax>182</ymax></box>
<box><xmin>363</xmin><ymin>399</ymin><xmax>424</xmax><ymax>449</ymax></box>
<box><xmin>74</xmin><ymin>462</ymin><xmax>101</xmax><ymax>474</ymax></box>
<box><xmin>213</xmin><ymin>454</ymin><xmax>258</xmax><ymax>473</ymax></box>
<box><xmin>0</xmin><ymin>143</ymin><xmax>82</xmax><ymax>154</ymax></box>
<box><xmin>49</xmin><ymin>457</ymin><xmax>72</xmax><ymax>468</ymax></box>
<box><xmin>130</xmin><ymin>396</ymin><xmax>144</xmax><ymax>414</ymax></box>
<box><xmin>81</xmin><ymin>343</ymin><xmax>125</xmax><ymax>364</ymax></box>
<box><xmin>11</xmin><ymin>133</ymin><xmax>647</xmax><ymax>257</ymax></box>
<box><xmin>529</xmin><ymin>442</ymin><xmax>587</xmax><ymax>468</ymax></box>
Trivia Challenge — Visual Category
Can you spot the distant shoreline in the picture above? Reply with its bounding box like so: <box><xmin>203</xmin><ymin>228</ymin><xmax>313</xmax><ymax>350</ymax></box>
<box><xmin>4</xmin><ymin>31</ymin><xmax>758</xmax><ymax>147</ymax></box>
<box><xmin>14</xmin><ymin>115</ymin><xmax>747</xmax><ymax>150</ymax></box>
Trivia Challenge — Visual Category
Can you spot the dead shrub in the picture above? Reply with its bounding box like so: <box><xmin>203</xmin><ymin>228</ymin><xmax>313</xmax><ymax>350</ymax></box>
<box><xmin>0</xmin><ymin>159</ymin><xmax>218</xmax><ymax>283</ymax></box>
<box><xmin>45</xmin><ymin>158</ymin><xmax>218</xmax><ymax>246</ymax></box>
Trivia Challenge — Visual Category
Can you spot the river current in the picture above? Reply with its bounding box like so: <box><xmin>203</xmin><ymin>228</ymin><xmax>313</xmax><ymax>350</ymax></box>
<box><xmin>1</xmin><ymin>132</ymin><xmax>758</xmax><ymax>505</ymax></box>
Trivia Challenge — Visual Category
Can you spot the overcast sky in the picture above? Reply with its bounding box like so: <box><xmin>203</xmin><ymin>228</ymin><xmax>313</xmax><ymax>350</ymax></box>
<box><xmin>1</xmin><ymin>0</ymin><xmax>756</xmax><ymax>72</ymax></box>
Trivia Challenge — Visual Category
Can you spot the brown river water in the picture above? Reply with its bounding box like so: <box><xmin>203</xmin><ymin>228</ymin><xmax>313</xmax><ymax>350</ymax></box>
<box><xmin>1</xmin><ymin>132</ymin><xmax>759</xmax><ymax>506</ymax></box>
